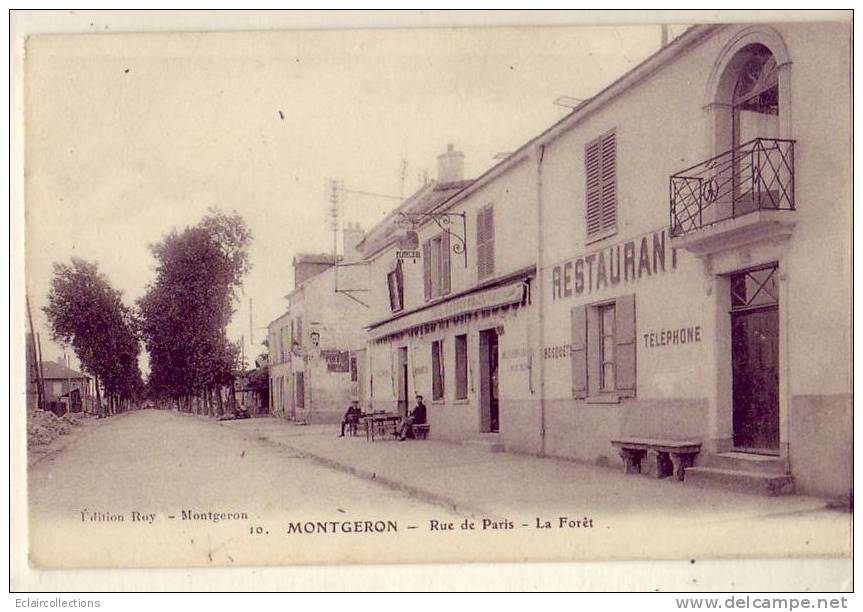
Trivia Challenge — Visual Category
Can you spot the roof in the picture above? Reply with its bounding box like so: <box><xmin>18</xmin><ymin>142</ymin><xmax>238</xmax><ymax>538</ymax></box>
<box><xmin>38</xmin><ymin>361</ymin><xmax>89</xmax><ymax>380</ymax></box>
<box><xmin>292</xmin><ymin>253</ymin><xmax>341</xmax><ymax>265</ymax></box>
<box><xmin>359</xmin><ymin>178</ymin><xmax>475</xmax><ymax>260</ymax></box>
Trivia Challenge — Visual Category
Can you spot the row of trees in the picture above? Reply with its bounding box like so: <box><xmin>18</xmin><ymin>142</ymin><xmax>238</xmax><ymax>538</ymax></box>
<box><xmin>138</xmin><ymin>209</ymin><xmax>252</xmax><ymax>414</ymax></box>
<box><xmin>44</xmin><ymin>259</ymin><xmax>144</xmax><ymax>412</ymax></box>
<box><xmin>43</xmin><ymin>209</ymin><xmax>252</xmax><ymax>414</ymax></box>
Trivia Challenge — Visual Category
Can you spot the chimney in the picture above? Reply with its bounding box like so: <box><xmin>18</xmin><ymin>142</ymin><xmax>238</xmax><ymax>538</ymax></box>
<box><xmin>342</xmin><ymin>222</ymin><xmax>365</xmax><ymax>262</ymax></box>
<box><xmin>437</xmin><ymin>143</ymin><xmax>464</xmax><ymax>183</ymax></box>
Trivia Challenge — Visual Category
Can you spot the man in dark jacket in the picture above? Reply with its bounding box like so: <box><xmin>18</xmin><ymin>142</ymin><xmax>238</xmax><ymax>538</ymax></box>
<box><xmin>398</xmin><ymin>395</ymin><xmax>427</xmax><ymax>440</ymax></box>
<box><xmin>339</xmin><ymin>400</ymin><xmax>363</xmax><ymax>437</ymax></box>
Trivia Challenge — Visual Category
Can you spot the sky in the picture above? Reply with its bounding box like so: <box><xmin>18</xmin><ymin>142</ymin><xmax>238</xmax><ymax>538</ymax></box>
<box><xmin>23</xmin><ymin>18</ymin><xmax>687</xmax><ymax>373</ymax></box>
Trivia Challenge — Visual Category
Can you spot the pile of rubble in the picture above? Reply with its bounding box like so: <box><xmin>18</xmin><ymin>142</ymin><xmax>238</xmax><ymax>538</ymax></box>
<box><xmin>27</xmin><ymin>408</ymin><xmax>84</xmax><ymax>449</ymax></box>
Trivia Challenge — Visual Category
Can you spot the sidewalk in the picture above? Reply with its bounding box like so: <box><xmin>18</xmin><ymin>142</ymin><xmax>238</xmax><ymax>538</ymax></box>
<box><xmin>219</xmin><ymin>417</ymin><xmax>846</xmax><ymax>523</ymax></box>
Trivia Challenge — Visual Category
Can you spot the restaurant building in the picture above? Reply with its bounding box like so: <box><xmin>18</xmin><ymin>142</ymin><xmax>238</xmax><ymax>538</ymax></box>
<box><xmin>535</xmin><ymin>22</ymin><xmax>850</xmax><ymax>500</ymax></box>
<box><xmin>359</xmin><ymin>22</ymin><xmax>851</xmax><ymax>500</ymax></box>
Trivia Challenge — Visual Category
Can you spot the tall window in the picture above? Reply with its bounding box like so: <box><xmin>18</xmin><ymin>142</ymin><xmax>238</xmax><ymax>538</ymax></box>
<box><xmin>476</xmin><ymin>205</ymin><xmax>495</xmax><ymax>280</ymax></box>
<box><xmin>585</xmin><ymin>130</ymin><xmax>617</xmax><ymax>238</ymax></box>
<box><xmin>281</xmin><ymin>326</ymin><xmax>291</xmax><ymax>362</ymax></box>
<box><xmin>431</xmin><ymin>339</ymin><xmax>445</xmax><ymax>401</ymax></box>
<box><xmin>387</xmin><ymin>261</ymin><xmax>404</xmax><ymax>312</ymax></box>
<box><xmin>571</xmin><ymin>295</ymin><xmax>636</xmax><ymax>399</ymax></box>
<box><xmin>599</xmin><ymin>304</ymin><xmax>616</xmax><ymax>392</ymax></box>
<box><xmin>454</xmin><ymin>334</ymin><xmax>468</xmax><ymax>400</ymax></box>
<box><xmin>732</xmin><ymin>45</ymin><xmax>779</xmax><ymax>148</ymax></box>
<box><xmin>424</xmin><ymin>233</ymin><xmax>451</xmax><ymax>300</ymax></box>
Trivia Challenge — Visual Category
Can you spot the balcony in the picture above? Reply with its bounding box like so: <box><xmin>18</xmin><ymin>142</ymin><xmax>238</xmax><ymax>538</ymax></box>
<box><xmin>669</xmin><ymin>138</ymin><xmax>796</xmax><ymax>256</ymax></box>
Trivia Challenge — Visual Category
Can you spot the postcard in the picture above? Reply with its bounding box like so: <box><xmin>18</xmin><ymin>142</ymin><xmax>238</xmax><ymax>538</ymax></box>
<box><xmin>11</xmin><ymin>9</ymin><xmax>853</xmax><ymax>591</ymax></box>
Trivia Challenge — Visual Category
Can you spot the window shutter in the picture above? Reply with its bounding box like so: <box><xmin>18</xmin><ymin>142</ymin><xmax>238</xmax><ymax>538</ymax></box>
<box><xmin>600</xmin><ymin>132</ymin><xmax>617</xmax><ymax>231</ymax></box>
<box><xmin>476</xmin><ymin>209</ymin><xmax>487</xmax><ymax>279</ymax></box>
<box><xmin>585</xmin><ymin>138</ymin><xmax>603</xmax><ymax>236</ymax></box>
<box><xmin>571</xmin><ymin>305</ymin><xmax>587</xmax><ymax>399</ymax></box>
<box><xmin>615</xmin><ymin>293</ymin><xmax>636</xmax><ymax>397</ymax></box>
<box><xmin>441</xmin><ymin>231</ymin><xmax>451</xmax><ymax>294</ymax></box>
<box><xmin>485</xmin><ymin>207</ymin><xmax>495</xmax><ymax>277</ymax></box>
<box><xmin>423</xmin><ymin>240</ymin><xmax>432</xmax><ymax>300</ymax></box>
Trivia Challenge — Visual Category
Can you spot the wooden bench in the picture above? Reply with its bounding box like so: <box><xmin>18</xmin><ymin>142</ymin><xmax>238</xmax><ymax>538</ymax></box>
<box><xmin>611</xmin><ymin>437</ymin><xmax>701</xmax><ymax>481</ymax></box>
<box><xmin>412</xmin><ymin>424</ymin><xmax>430</xmax><ymax>440</ymax></box>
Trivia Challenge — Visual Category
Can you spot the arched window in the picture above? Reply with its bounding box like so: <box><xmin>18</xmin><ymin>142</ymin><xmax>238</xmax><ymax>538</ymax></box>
<box><xmin>731</xmin><ymin>44</ymin><xmax>780</xmax><ymax>148</ymax></box>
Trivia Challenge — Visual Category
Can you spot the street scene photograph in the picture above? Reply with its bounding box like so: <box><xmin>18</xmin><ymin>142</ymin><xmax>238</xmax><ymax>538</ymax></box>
<box><xmin>12</xmin><ymin>10</ymin><xmax>852</xmax><ymax>587</ymax></box>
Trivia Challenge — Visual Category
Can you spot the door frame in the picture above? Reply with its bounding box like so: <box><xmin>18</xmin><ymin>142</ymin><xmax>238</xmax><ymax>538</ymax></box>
<box><xmin>478</xmin><ymin>327</ymin><xmax>500</xmax><ymax>434</ymax></box>
<box><xmin>705</xmin><ymin>253</ymin><xmax>789</xmax><ymax>461</ymax></box>
<box><xmin>730</xmin><ymin>303</ymin><xmax>780</xmax><ymax>454</ymax></box>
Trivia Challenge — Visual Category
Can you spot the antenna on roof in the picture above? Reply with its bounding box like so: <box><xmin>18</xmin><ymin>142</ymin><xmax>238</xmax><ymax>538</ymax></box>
<box><xmin>399</xmin><ymin>159</ymin><xmax>408</xmax><ymax>200</ymax></box>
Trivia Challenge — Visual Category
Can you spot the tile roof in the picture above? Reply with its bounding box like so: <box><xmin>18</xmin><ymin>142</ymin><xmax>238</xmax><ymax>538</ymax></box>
<box><xmin>38</xmin><ymin>361</ymin><xmax>90</xmax><ymax>380</ymax></box>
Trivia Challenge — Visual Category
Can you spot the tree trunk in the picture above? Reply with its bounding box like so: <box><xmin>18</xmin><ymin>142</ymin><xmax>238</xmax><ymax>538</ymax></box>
<box><xmin>94</xmin><ymin>376</ymin><xmax>103</xmax><ymax>417</ymax></box>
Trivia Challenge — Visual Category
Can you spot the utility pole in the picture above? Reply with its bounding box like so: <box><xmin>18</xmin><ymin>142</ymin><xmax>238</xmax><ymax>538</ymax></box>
<box><xmin>25</xmin><ymin>294</ymin><xmax>44</xmax><ymax>410</ymax></box>
<box><xmin>399</xmin><ymin>159</ymin><xmax>408</xmax><ymax>200</ymax></box>
<box><xmin>328</xmin><ymin>179</ymin><xmax>340</xmax><ymax>291</ymax></box>
<box><xmin>249</xmin><ymin>297</ymin><xmax>254</xmax><ymax>346</ymax></box>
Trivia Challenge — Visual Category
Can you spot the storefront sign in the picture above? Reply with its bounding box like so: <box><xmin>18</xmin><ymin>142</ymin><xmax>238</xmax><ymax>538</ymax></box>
<box><xmin>502</xmin><ymin>347</ymin><xmax>532</xmax><ymax>372</ymax></box>
<box><xmin>396</xmin><ymin>250</ymin><xmax>421</xmax><ymax>260</ymax></box>
<box><xmin>321</xmin><ymin>350</ymin><xmax>350</xmax><ymax>372</ymax></box>
<box><xmin>551</xmin><ymin>229</ymin><xmax>678</xmax><ymax>301</ymax></box>
<box><xmin>643</xmin><ymin>326</ymin><xmax>702</xmax><ymax>348</ymax></box>
<box><xmin>542</xmin><ymin>344</ymin><xmax>572</xmax><ymax>360</ymax></box>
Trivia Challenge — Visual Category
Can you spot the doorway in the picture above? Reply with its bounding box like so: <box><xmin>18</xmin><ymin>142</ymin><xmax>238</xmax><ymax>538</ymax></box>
<box><xmin>397</xmin><ymin>347</ymin><xmax>409</xmax><ymax>416</ymax></box>
<box><xmin>730</xmin><ymin>265</ymin><xmax>780</xmax><ymax>453</ymax></box>
<box><xmin>479</xmin><ymin>328</ymin><xmax>500</xmax><ymax>433</ymax></box>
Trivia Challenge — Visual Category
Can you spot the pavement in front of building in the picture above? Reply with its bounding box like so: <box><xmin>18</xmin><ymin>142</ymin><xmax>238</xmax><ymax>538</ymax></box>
<box><xmin>220</xmin><ymin>416</ymin><xmax>853</xmax><ymax>561</ymax></box>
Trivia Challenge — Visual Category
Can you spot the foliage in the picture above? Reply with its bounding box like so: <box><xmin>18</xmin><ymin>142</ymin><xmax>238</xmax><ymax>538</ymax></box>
<box><xmin>43</xmin><ymin>258</ymin><xmax>144</xmax><ymax>401</ymax></box>
<box><xmin>137</xmin><ymin>208</ymin><xmax>252</xmax><ymax>400</ymax></box>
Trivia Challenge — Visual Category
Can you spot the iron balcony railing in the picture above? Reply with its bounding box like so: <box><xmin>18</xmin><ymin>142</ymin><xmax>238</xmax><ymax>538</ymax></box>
<box><xmin>670</xmin><ymin>138</ymin><xmax>795</xmax><ymax>237</ymax></box>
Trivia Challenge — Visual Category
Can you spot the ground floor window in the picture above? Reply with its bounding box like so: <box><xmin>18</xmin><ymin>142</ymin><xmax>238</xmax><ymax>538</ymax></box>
<box><xmin>599</xmin><ymin>304</ymin><xmax>616</xmax><ymax>392</ymax></box>
<box><xmin>431</xmin><ymin>339</ymin><xmax>445</xmax><ymax>401</ymax></box>
<box><xmin>455</xmin><ymin>334</ymin><xmax>468</xmax><ymax>400</ymax></box>
<box><xmin>294</xmin><ymin>372</ymin><xmax>305</xmax><ymax>409</ymax></box>
<box><xmin>571</xmin><ymin>294</ymin><xmax>636</xmax><ymax>399</ymax></box>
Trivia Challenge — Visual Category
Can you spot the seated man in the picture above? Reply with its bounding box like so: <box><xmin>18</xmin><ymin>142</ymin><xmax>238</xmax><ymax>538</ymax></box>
<box><xmin>339</xmin><ymin>400</ymin><xmax>363</xmax><ymax>437</ymax></box>
<box><xmin>398</xmin><ymin>395</ymin><xmax>427</xmax><ymax>441</ymax></box>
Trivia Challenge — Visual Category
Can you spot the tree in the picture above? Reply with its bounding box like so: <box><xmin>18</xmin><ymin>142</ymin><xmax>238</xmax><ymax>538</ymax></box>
<box><xmin>138</xmin><ymin>208</ymin><xmax>251</xmax><ymax>412</ymax></box>
<box><xmin>43</xmin><ymin>258</ymin><xmax>143</xmax><ymax>412</ymax></box>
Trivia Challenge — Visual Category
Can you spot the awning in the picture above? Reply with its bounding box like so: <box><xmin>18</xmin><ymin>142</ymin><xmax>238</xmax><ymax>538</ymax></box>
<box><xmin>369</xmin><ymin>281</ymin><xmax>527</xmax><ymax>341</ymax></box>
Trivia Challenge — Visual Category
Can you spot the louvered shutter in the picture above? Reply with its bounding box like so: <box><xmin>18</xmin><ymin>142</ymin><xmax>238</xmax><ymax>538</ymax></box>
<box><xmin>571</xmin><ymin>305</ymin><xmax>587</xmax><ymax>399</ymax></box>
<box><xmin>600</xmin><ymin>132</ymin><xmax>617</xmax><ymax>231</ymax></box>
<box><xmin>476</xmin><ymin>209</ymin><xmax>487</xmax><ymax>279</ymax></box>
<box><xmin>585</xmin><ymin>138</ymin><xmax>603</xmax><ymax>236</ymax></box>
<box><xmin>485</xmin><ymin>207</ymin><xmax>495</xmax><ymax>277</ymax></box>
<box><xmin>441</xmin><ymin>231</ymin><xmax>451</xmax><ymax>294</ymax></box>
<box><xmin>615</xmin><ymin>293</ymin><xmax>636</xmax><ymax>397</ymax></box>
<box><xmin>423</xmin><ymin>240</ymin><xmax>432</xmax><ymax>301</ymax></box>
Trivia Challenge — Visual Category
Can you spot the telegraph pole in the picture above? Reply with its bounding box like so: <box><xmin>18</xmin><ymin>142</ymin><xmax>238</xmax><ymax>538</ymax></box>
<box><xmin>328</xmin><ymin>179</ymin><xmax>340</xmax><ymax>290</ymax></box>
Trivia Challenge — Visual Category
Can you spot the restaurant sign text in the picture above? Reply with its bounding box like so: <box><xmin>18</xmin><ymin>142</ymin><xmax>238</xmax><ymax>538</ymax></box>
<box><xmin>551</xmin><ymin>229</ymin><xmax>677</xmax><ymax>301</ymax></box>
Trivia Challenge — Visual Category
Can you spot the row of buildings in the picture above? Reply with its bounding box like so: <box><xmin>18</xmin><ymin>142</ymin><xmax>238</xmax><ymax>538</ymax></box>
<box><xmin>267</xmin><ymin>22</ymin><xmax>851</xmax><ymax>501</ymax></box>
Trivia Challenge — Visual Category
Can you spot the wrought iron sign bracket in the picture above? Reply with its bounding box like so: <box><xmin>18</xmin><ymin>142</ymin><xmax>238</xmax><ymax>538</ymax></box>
<box><xmin>395</xmin><ymin>211</ymin><xmax>468</xmax><ymax>268</ymax></box>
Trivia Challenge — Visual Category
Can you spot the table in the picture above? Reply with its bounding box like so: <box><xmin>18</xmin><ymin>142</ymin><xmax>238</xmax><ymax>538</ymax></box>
<box><xmin>363</xmin><ymin>414</ymin><xmax>402</xmax><ymax>441</ymax></box>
